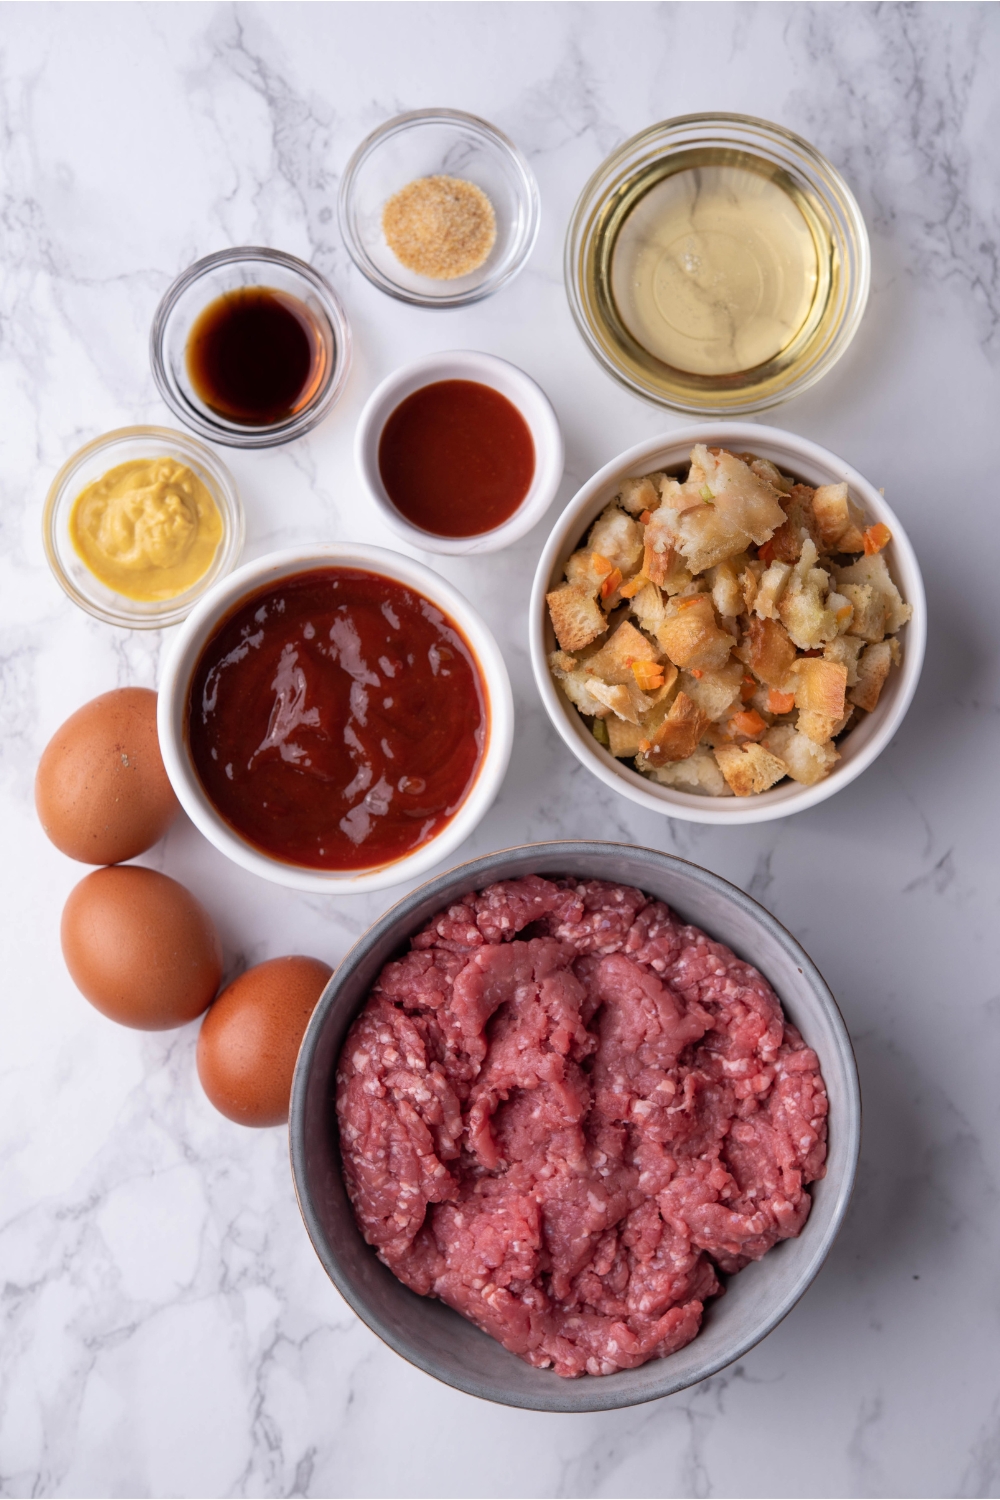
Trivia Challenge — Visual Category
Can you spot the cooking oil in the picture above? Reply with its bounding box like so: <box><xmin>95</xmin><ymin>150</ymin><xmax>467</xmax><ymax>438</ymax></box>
<box><xmin>591</xmin><ymin>147</ymin><xmax>837</xmax><ymax>401</ymax></box>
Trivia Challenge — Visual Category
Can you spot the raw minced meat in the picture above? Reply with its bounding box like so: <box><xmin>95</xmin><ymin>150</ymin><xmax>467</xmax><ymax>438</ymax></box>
<box><xmin>336</xmin><ymin>876</ymin><xmax>828</xmax><ymax>1378</ymax></box>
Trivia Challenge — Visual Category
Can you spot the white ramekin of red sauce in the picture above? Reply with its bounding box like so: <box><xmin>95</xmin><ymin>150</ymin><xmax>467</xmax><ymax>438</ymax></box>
<box><xmin>355</xmin><ymin>350</ymin><xmax>564</xmax><ymax>555</ymax></box>
<box><xmin>157</xmin><ymin>544</ymin><xmax>514</xmax><ymax>893</ymax></box>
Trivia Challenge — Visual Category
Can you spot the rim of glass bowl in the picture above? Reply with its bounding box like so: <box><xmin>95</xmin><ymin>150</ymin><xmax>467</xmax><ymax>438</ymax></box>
<box><xmin>338</xmin><ymin>108</ymin><xmax>541</xmax><ymax>308</ymax></box>
<box><xmin>564</xmin><ymin>112</ymin><xmax>871</xmax><ymax>416</ymax></box>
<box><xmin>43</xmin><ymin>425</ymin><xmax>245</xmax><ymax>630</ymax></box>
<box><xmin>149</xmin><ymin>247</ymin><xmax>353</xmax><ymax>448</ymax></box>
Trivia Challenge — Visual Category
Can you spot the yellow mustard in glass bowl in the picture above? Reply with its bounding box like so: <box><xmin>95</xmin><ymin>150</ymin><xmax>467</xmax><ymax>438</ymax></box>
<box><xmin>44</xmin><ymin>426</ymin><xmax>244</xmax><ymax>629</ymax></box>
<box><xmin>69</xmin><ymin>457</ymin><xmax>223</xmax><ymax>602</ymax></box>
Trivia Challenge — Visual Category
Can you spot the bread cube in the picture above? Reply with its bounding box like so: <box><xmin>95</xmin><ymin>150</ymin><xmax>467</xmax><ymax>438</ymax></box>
<box><xmin>583</xmin><ymin>619</ymin><xmax>661</xmax><ymax>684</ymax></box>
<box><xmin>788</xmin><ymin>657</ymin><xmax>848</xmax><ymax>718</ymax></box>
<box><xmin>679</xmin><ymin>659</ymin><xmax>744</xmax><ymax>720</ymax></box>
<box><xmin>565</xmin><ymin>549</ymin><xmax>612</xmax><ymax>595</ymax></box>
<box><xmin>848</xmin><ymin>640</ymin><xmax>894</xmax><ymax>712</ymax></box>
<box><xmin>835</xmin><ymin>552</ymin><xmax>912</xmax><ymax>634</ymax></box>
<box><xmin>549</xmin><ymin>651</ymin><xmax>609</xmax><ymax>717</ymax></box>
<box><xmin>777</xmin><ymin>539</ymin><xmax>839</xmax><ymax>649</ymax></box>
<box><xmin>639</xmin><ymin>745</ymin><xmax>731</xmax><ymax>796</ymax></box>
<box><xmin>586</xmin><ymin>503</ymin><xmax>644</xmax><ymax>577</ymax></box>
<box><xmin>796</xmin><ymin>709</ymin><xmax>843</xmax><ymax>744</ymax></box>
<box><xmin>546</xmin><ymin>584</ymin><xmax>608</xmax><ymax>652</ymax></box>
<box><xmin>650</xmin><ymin>446</ymin><xmax>786</xmax><ymax>575</ymax></box>
<box><xmin>618</xmin><ymin>475</ymin><xmax>661</xmax><ymax>516</ymax></box>
<box><xmin>656</xmin><ymin>595</ymin><xmax>736</xmax><ymax>672</ymax></box>
<box><xmin>607</xmin><ymin>716</ymin><xmax>645</xmax><ymax>757</ymax></box>
<box><xmin>629</xmin><ymin>581</ymin><xmax>667</xmax><ymax>637</ymax></box>
<box><xmin>643</xmin><ymin>691</ymin><xmax>710</xmax><ymax>765</ymax></box>
<box><xmin>588</xmin><ymin>679</ymin><xmax>654</xmax><ymax>724</ymax></box>
<box><xmin>823</xmin><ymin>634</ymin><xmax>865</xmax><ymax>687</ymax></box>
<box><xmin>763</xmin><ymin>725</ymin><xmax>839</xmax><ymax>786</ymax></box>
<box><xmin>745</xmin><ymin>616</ymin><xmax>798</xmax><ymax>687</ymax></box>
<box><xmin>837</xmin><ymin>583</ymin><xmax>885</xmax><ymax>643</ymax></box>
<box><xmin>811</xmin><ymin>482</ymin><xmax>867</xmax><ymax>553</ymax></box>
<box><xmin>714</xmin><ymin>743</ymin><xmax>788</xmax><ymax>796</ymax></box>
<box><xmin>754</xmin><ymin>561</ymin><xmax>792</xmax><ymax>620</ymax></box>
<box><xmin>707</xmin><ymin>559</ymin><xmax>744</xmax><ymax>617</ymax></box>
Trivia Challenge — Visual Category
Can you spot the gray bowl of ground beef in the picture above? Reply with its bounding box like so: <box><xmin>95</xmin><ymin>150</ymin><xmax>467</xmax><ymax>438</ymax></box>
<box><xmin>289</xmin><ymin>841</ymin><xmax>860</xmax><ymax>1413</ymax></box>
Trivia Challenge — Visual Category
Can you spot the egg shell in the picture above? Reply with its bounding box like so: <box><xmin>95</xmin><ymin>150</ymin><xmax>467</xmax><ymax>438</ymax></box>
<box><xmin>61</xmin><ymin>864</ymin><xmax>222</xmax><ymax>1030</ymax></box>
<box><xmin>197</xmin><ymin>956</ymin><xmax>333</xmax><ymax>1127</ymax></box>
<box><xmin>36</xmin><ymin>687</ymin><xmax>180</xmax><ymax>864</ymax></box>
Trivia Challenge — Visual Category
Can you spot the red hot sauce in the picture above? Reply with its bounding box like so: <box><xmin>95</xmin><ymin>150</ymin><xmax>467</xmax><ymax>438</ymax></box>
<box><xmin>378</xmin><ymin>379</ymin><xmax>535</xmax><ymax>538</ymax></box>
<box><xmin>187</xmin><ymin>568</ymin><xmax>487</xmax><ymax>871</ymax></box>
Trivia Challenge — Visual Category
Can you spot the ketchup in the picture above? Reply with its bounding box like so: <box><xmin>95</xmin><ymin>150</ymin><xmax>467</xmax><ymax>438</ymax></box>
<box><xmin>378</xmin><ymin>379</ymin><xmax>535</xmax><ymax>538</ymax></box>
<box><xmin>187</xmin><ymin>569</ymin><xmax>486</xmax><ymax>870</ymax></box>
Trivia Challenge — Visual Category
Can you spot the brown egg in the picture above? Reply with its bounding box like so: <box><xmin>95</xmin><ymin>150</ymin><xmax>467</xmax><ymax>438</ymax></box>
<box><xmin>197</xmin><ymin>956</ymin><xmax>332</xmax><ymax>1127</ymax></box>
<box><xmin>36</xmin><ymin>687</ymin><xmax>180</xmax><ymax>864</ymax></box>
<box><xmin>61</xmin><ymin>865</ymin><xmax>222</xmax><ymax>1029</ymax></box>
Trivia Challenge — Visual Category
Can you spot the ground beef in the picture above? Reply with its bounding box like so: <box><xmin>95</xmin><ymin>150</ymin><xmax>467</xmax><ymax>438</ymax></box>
<box><xmin>336</xmin><ymin>877</ymin><xmax>828</xmax><ymax>1378</ymax></box>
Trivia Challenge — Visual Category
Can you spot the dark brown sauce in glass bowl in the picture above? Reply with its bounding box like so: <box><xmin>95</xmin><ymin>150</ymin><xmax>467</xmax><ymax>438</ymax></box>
<box><xmin>186</xmin><ymin>287</ymin><xmax>326</xmax><ymax>425</ymax></box>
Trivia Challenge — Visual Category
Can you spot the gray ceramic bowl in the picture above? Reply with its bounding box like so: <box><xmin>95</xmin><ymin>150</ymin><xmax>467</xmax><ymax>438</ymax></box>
<box><xmin>289</xmin><ymin>842</ymin><xmax>860</xmax><ymax>1412</ymax></box>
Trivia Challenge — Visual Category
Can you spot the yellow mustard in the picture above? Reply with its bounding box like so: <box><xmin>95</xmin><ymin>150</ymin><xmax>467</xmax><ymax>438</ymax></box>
<box><xmin>69</xmin><ymin>458</ymin><xmax>223</xmax><ymax>602</ymax></box>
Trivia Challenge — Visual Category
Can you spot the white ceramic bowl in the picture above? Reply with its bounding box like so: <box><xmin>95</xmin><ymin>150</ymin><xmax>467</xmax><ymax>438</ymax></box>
<box><xmin>290</xmin><ymin>840</ymin><xmax>861</xmax><ymax>1411</ymax></box>
<box><xmin>355</xmin><ymin>351</ymin><xmax>564</xmax><ymax>556</ymax></box>
<box><xmin>530</xmin><ymin>423</ymin><xmax>925</xmax><ymax>825</ymax></box>
<box><xmin>158</xmin><ymin>544</ymin><xmax>514</xmax><ymax>893</ymax></box>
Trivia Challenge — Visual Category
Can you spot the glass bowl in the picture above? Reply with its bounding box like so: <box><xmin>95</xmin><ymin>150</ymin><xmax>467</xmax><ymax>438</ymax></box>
<box><xmin>339</xmin><ymin>109</ymin><xmax>540</xmax><ymax>307</ymax></box>
<box><xmin>43</xmin><ymin>426</ymin><xmax>244</xmax><ymax>629</ymax></box>
<box><xmin>565</xmin><ymin>113</ymin><xmax>870</xmax><ymax>416</ymax></box>
<box><xmin>150</xmin><ymin>247</ymin><xmax>352</xmax><ymax>448</ymax></box>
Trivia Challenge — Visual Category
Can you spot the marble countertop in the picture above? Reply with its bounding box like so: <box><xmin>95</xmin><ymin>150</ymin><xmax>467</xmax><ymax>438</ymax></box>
<box><xmin>3</xmin><ymin>3</ymin><xmax>999</xmax><ymax>1496</ymax></box>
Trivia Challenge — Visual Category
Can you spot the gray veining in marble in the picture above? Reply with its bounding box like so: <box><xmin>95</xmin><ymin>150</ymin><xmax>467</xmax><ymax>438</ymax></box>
<box><xmin>2</xmin><ymin>3</ymin><xmax>999</xmax><ymax>1496</ymax></box>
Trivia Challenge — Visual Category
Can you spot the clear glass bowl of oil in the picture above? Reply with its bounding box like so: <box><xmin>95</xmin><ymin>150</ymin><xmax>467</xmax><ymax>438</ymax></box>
<box><xmin>565</xmin><ymin>114</ymin><xmax>870</xmax><ymax>415</ymax></box>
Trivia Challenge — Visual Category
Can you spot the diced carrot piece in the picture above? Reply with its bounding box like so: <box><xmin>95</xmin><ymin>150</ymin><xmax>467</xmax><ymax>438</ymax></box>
<box><xmin>591</xmin><ymin>552</ymin><xmax>614</xmax><ymax>578</ymax></box>
<box><xmin>690</xmin><ymin>668</ymin><xmax>704</xmax><ymax>679</ymax></box>
<box><xmin>631</xmin><ymin>660</ymin><xmax>665</xmax><ymax>691</ymax></box>
<box><xmin>619</xmin><ymin>573</ymin><xmax>648</xmax><ymax>599</ymax></box>
<box><xmin>740</xmin><ymin>674</ymin><xmax>756</xmax><ymax>703</ymax></box>
<box><xmin>600</xmin><ymin>567</ymin><xmax>623</xmax><ymax>598</ymax></box>
<box><xmin>730</xmin><ymin>709</ymin><xmax>767</xmax><ymax>740</ymax></box>
<box><xmin>640</xmin><ymin>509</ymin><xmax>652</xmax><ymax>525</ymax></box>
<box><xmin>767</xmin><ymin>688</ymin><xmax>795</xmax><ymax>715</ymax></box>
<box><xmin>863</xmin><ymin>523</ymin><xmax>892</xmax><ymax>555</ymax></box>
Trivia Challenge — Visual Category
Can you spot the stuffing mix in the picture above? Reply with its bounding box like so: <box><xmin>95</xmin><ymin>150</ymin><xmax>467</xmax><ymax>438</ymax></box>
<box><xmin>546</xmin><ymin>446</ymin><xmax>912</xmax><ymax>797</ymax></box>
<box><xmin>336</xmin><ymin>876</ymin><xmax>828</xmax><ymax>1378</ymax></box>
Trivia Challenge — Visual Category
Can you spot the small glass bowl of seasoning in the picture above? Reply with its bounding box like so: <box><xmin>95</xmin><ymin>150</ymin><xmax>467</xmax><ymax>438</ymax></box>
<box><xmin>150</xmin><ymin>247</ymin><xmax>352</xmax><ymax>448</ymax></box>
<box><xmin>43</xmin><ymin>426</ymin><xmax>244</xmax><ymax>629</ymax></box>
<box><xmin>566</xmin><ymin>113</ymin><xmax>870</xmax><ymax>416</ymax></box>
<box><xmin>355</xmin><ymin>350</ymin><xmax>564</xmax><ymax>555</ymax></box>
<box><xmin>339</xmin><ymin>109</ymin><xmax>540</xmax><ymax>307</ymax></box>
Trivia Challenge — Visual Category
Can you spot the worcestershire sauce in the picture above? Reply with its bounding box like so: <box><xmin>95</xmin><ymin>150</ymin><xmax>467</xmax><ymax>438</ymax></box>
<box><xmin>186</xmin><ymin>287</ymin><xmax>324</xmax><ymax>425</ymax></box>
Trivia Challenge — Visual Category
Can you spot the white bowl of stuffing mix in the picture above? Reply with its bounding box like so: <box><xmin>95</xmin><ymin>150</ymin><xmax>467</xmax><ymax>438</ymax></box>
<box><xmin>530</xmin><ymin>425</ymin><xmax>925</xmax><ymax>824</ymax></box>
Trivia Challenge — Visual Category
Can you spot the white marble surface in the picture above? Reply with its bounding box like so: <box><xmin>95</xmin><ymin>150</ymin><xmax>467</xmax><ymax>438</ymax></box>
<box><xmin>2</xmin><ymin>3</ymin><xmax>999</xmax><ymax>1495</ymax></box>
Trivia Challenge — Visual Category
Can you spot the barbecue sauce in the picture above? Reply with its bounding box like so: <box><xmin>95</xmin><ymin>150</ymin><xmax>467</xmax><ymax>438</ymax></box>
<box><xmin>187</xmin><ymin>568</ymin><xmax>487</xmax><ymax>870</ymax></box>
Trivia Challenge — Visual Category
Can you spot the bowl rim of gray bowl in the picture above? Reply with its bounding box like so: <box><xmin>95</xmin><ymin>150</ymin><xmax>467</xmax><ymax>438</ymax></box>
<box><xmin>289</xmin><ymin>840</ymin><xmax>861</xmax><ymax>1413</ymax></box>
